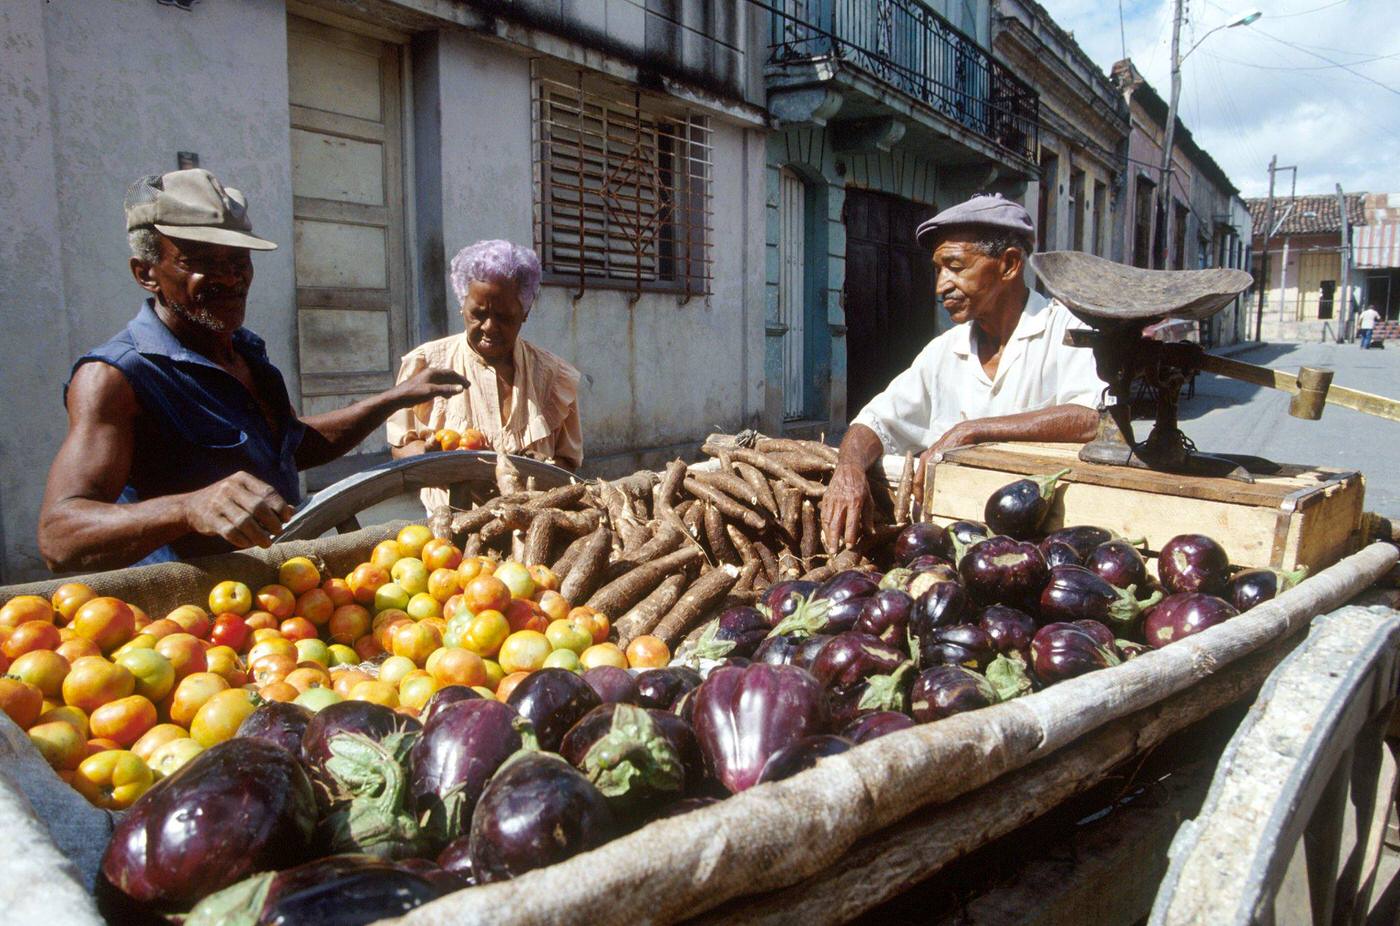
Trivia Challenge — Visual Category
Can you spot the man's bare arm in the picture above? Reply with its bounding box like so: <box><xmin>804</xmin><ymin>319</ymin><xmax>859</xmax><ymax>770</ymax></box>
<box><xmin>38</xmin><ymin>364</ymin><xmax>293</xmax><ymax>572</ymax></box>
<box><xmin>296</xmin><ymin>367</ymin><xmax>467</xmax><ymax>469</ymax></box>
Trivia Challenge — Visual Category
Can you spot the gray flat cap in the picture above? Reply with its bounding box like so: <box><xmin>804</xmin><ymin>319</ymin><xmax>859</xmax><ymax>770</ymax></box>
<box><xmin>914</xmin><ymin>193</ymin><xmax>1035</xmax><ymax>248</ymax></box>
<box><xmin>125</xmin><ymin>168</ymin><xmax>277</xmax><ymax>250</ymax></box>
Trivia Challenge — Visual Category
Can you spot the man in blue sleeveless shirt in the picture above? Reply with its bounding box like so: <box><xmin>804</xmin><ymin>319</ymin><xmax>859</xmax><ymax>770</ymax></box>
<box><xmin>38</xmin><ymin>169</ymin><xmax>467</xmax><ymax>571</ymax></box>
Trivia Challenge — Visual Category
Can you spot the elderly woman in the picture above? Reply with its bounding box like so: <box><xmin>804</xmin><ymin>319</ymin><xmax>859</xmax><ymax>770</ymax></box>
<box><xmin>387</xmin><ymin>240</ymin><xmax>582</xmax><ymax>512</ymax></box>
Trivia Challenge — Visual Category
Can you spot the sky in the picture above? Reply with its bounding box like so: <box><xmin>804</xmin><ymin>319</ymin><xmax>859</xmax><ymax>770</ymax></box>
<box><xmin>1037</xmin><ymin>0</ymin><xmax>1400</xmax><ymax>199</ymax></box>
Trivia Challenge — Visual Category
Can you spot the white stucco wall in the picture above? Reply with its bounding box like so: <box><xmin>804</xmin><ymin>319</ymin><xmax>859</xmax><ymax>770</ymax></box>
<box><xmin>430</xmin><ymin>34</ymin><xmax>765</xmax><ymax>474</ymax></box>
<box><xmin>0</xmin><ymin>0</ymin><xmax>296</xmax><ymax>581</ymax></box>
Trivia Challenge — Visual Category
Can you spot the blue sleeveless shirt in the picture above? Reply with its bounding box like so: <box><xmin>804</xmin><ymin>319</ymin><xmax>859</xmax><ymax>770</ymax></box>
<box><xmin>68</xmin><ymin>301</ymin><xmax>306</xmax><ymax>564</ymax></box>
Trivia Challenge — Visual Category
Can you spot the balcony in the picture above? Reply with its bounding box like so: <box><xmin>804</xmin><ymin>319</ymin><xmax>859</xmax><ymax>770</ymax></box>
<box><xmin>768</xmin><ymin>0</ymin><xmax>1039</xmax><ymax>164</ymax></box>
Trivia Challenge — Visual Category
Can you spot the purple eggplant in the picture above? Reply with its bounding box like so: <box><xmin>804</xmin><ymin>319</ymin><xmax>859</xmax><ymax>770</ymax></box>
<box><xmin>410</xmin><ymin>699</ymin><xmax>534</xmax><ymax>848</ymax></box>
<box><xmin>582</xmin><ymin>665</ymin><xmax>640</xmax><ymax>705</ymax></box>
<box><xmin>559</xmin><ymin>703</ymin><xmax>700</xmax><ymax>814</ymax></box>
<box><xmin>840</xmin><ymin>710</ymin><xmax>915</xmax><ymax>744</ymax></box>
<box><xmin>909</xmin><ymin>665</ymin><xmax>998</xmax><ymax>722</ymax></box>
<box><xmin>99</xmin><ymin>740</ymin><xmax>317</xmax><ymax>916</ymax></box>
<box><xmin>917</xmin><ymin>623</ymin><xmax>996</xmax><ymax>672</ymax></box>
<box><xmin>1117</xmin><ymin>640</ymin><xmax>1152</xmax><ymax>660</ymax></box>
<box><xmin>1085</xmin><ymin>540</ymin><xmax>1151</xmax><ymax>594</ymax></box>
<box><xmin>978</xmin><ymin>604</ymin><xmax>1038</xmax><ymax>656</ymax></box>
<box><xmin>960</xmin><ymin>535</ymin><xmax>1050</xmax><ymax>611</ymax></box>
<box><xmin>634</xmin><ymin>665</ymin><xmax>703</xmax><ymax>711</ymax></box>
<box><xmin>893</xmin><ymin>522</ymin><xmax>952</xmax><ymax>565</ymax></box>
<box><xmin>760</xmin><ymin>579</ymin><xmax>818</xmax><ymax>627</ymax></box>
<box><xmin>946</xmin><ymin>519</ymin><xmax>992</xmax><ymax>564</ymax></box>
<box><xmin>1158</xmin><ymin>534</ymin><xmax>1232</xmax><ymax>596</ymax></box>
<box><xmin>854</xmin><ymin>589</ymin><xmax>915</xmax><ymax>645</ymax></box>
<box><xmin>420</xmin><ymin>685</ymin><xmax>484</xmax><ymax>726</ymax></box>
<box><xmin>984</xmin><ymin>468</ymin><xmax>1070</xmax><ymax>539</ymax></box>
<box><xmin>505</xmin><ymin>667</ymin><xmax>601</xmax><ymax>752</ymax></box>
<box><xmin>1143</xmin><ymin>593</ymin><xmax>1239</xmax><ymax>648</ymax></box>
<box><xmin>1073</xmin><ymin>619</ymin><xmax>1117</xmax><ymax>648</ymax></box>
<box><xmin>301</xmin><ymin>699</ymin><xmax>421</xmax><ymax>792</ymax></box>
<box><xmin>692</xmin><ymin>663</ymin><xmax>830</xmax><ymax>793</ymax></box>
<box><xmin>466</xmin><ymin>752</ymin><xmax>615</xmax><ymax>883</ymax></box>
<box><xmin>1226</xmin><ymin>566</ymin><xmax>1308</xmax><ymax>612</ymax></box>
<box><xmin>907</xmin><ymin>562</ymin><xmax>963</xmax><ymax>601</ymax></box>
<box><xmin>1030</xmin><ymin>622</ymin><xmax>1122</xmax><ymax>684</ymax></box>
<box><xmin>809</xmin><ymin>632</ymin><xmax>914</xmax><ymax>724</ymax></box>
<box><xmin>767</xmin><ymin>571</ymin><xmax>879</xmax><ymax>638</ymax></box>
<box><xmin>235</xmin><ymin>700</ymin><xmax>313</xmax><ymax>755</ymax></box>
<box><xmin>756</xmin><ymin>735</ymin><xmax>853</xmax><ymax>784</ymax></box>
<box><xmin>713</xmin><ymin>606</ymin><xmax>773</xmax><ymax>656</ymax></box>
<box><xmin>814</xmin><ymin>569</ymin><xmax>881</xmax><ymax>606</ymax></box>
<box><xmin>1039</xmin><ymin>564</ymin><xmax>1161</xmax><ymax>631</ymax></box>
<box><xmin>753</xmin><ymin>632</ymin><xmax>833</xmax><ymax>671</ymax></box>
<box><xmin>181</xmin><ymin>854</ymin><xmax>439</xmax><ymax>926</ymax></box>
<box><xmin>907</xmin><ymin>553</ymin><xmax>953</xmax><ymax>571</ymax></box>
<box><xmin>911</xmin><ymin>580</ymin><xmax>971</xmax><ymax>634</ymax></box>
<box><xmin>435</xmin><ymin>836</ymin><xmax>475</xmax><ymax>882</ymax></box>
<box><xmin>1038</xmin><ymin>526</ymin><xmax>1115</xmax><ymax>566</ymax></box>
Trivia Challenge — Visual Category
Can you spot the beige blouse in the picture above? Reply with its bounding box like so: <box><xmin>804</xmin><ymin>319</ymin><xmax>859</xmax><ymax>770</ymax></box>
<box><xmin>385</xmin><ymin>334</ymin><xmax>583</xmax><ymax>513</ymax></box>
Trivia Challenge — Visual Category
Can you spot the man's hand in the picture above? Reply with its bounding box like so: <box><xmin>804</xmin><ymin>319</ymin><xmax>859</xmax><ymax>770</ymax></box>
<box><xmin>391</xmin><ymin>367</ymin><xmax>468</xmax><ymax>407</ymax></box>
<box><xmin>182</xmin><ymin>471</ymin><xmax>295</xmax><ymax>549</ymax></box>
<box><xmin>912</xmin><ymin>421</ymin><xmax>981</xmax><ymax>517</ymax></box>
<box><xmin>820</xmin><ymin>461</ymin><xmax>875</xmax><ymax>553</ymax></box>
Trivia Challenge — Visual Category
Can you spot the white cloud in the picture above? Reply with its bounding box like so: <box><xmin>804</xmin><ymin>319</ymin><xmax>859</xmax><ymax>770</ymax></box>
<box><xmin>1037</xmin><ymin>0</ymin><xmax>1400</xmax><ymax>198</ymax></box>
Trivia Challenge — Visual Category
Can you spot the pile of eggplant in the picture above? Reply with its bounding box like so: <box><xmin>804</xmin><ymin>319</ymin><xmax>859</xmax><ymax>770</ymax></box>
<box><xmin>93</xmin><ymin>468</ymin><xmax>1307</xmax><ymax>924</ymax></box>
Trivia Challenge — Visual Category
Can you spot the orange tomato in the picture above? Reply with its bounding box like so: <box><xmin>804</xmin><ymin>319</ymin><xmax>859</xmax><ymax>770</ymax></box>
<box><xmin>427</xmin><ymin>568</ymin><xmax>462</xmax><ymax>604</ymax></box>
<box><xmin>167</xmin><ymin>672</ymin><xmax>230</xmax><ymax>727</ymax></box>
<box><xmin>460</xmin><ymin>610</ymin><xmax>510</xmax><ymax>658</ymax></box>
<box><xmin>348</xmin><ymin>679</ymin><xmax>399</xmax><ymax>708</ymax></box>
<box><xmin>166</xmin><ymin>605</ymin><xmax>213</xmax><ymax>639</ymax></box>
<box><xmin>55</xmin><ymin>636</ymin><xmax>101</xmax><ymax>664</ymax></box>
<box><xmin>190</xmin><ymin>688</ymin><xmax>259</xmax><ymax>747</ymax></box>
<box><xmin>279</xmin><ymin>616</ymin><xmax>318</xmax><ymax>642</ymax></box>
<box><xmin>460</xmin><ymin>427</ymin><xmax>487</xmax><ymax>451</ymax></box>
<box><xmin>89</xmin><ymin>695</ymin><xmax>158</xmax><ymax>748</ymax></box>
<box><xmin>0</xmin><ymin>677</ymin><xmax>44</xmax><ymax>729</ymax></box>
<box><xmin>434</xmin><ymin>428</ymin><xmax>462</xmax><ymax>451</ymax></box>
<box><xmin>568</xmin><ymin>607</ymin><xmax>610</xmax><ymax>645</ymax></box>
<box><xmin>37</xmin><ymin>704</ymin><xmax>89</xmax><ymax>739</ymax></box>
<box><xmin>278</xmin><ymin>556</ymin><xmax>322</xmax><ymax>595</ymax></box>
<box><xmin>62</xmin><ymin>657</ymin><xmax>135</xmax><ymax>714</ymax></box>
<box><xmin>250</xmin><ymin>652</ymin><xmax>298</xmax><ymax>688</ymax></box>
<box><xmin>347</xmin><ymin>563</ymin><xmax>391</xmax><ymax>606</ymax></box>
<box><xmin>442</xmin><ymin>594</ymin><xmax>470</xmax><ymax>621</ymax></box>
<box><xmin>331</xmin><ymin>669</ymin><xmax>371</xmax><ymax>698</ymax></box>
<box><xmin>258</xmin><ymin>681</ymin><xmax>300</xmax><ymax>703</ymax></box>
<box><xmin>504</xmin><ymin>598</ymin><xmax>549</xmax><ymax>635</ymax></box>
<box><xmin>421</xmin><ymin>538</ymin><xmax>463</xmax><ymax>572</ymax></box>
<box><xmin>113</xmin><ymin>648</ymin><xmax>177</xmax><ymax>703</ymax></box>
<box><xmin>495</xmin><ymin>671</ymin><xmax>530</xmax><ymax>703</ymax></box>
<box><xmin>396</xmin><ymin>524</ymin><xmax>433</xmax><ymax>559</ymax></box>
<box><xmin>321</xmin><ymin>578</ymin><xmax>354</xmax><ymax>609</ymax></box>
<box><xmin>391</xmin><ymin>621</ymin><xmax>443</xmax><ymax>666</ymax></box>
<box><xmin>528</xmin><ymin>564</ymin><xmax>560</xmax><ymax>593</ymax></box>
<box><xmin>204</xmin><ymin>646</ymin><xmax>247</xmax><ymax>688</ymax></box>
<box><xmin>140</xmin><ymin>618</ymin><xmax>183</xmax><ymax>641</ymax></box>
<box><xmin>373</xmin><ymin>610</ymin><xmax>412</xmax><ymax>650</ymax></box>
<box><xmin>497</xmin><ymin>630</ymin><xmax>551</xmax><ymax>674</ymax></box>
<box><xmin>579</xmin><ymin>643</ymin><xmax>628</xmax><ymax>671</ymax></box>
<box><xmin>625</xmin><ymin>635</ymin><xmax>670</xmax><ymax>669</ymax></box>
<box><xmin>426</xmin><ymin>647</ymin><xmax>487</xmax><ymax>688</ymax></box>
<box><xmin>537</xmin><ymin>590</ymin><xmax>571</xmax><ymax>622</ymax></box>
<box><xmin>295</xmin><ymin>588</ymin><xmax>334</xmax><ymax>626</ymax></box>
<box><xmin>28</xmin><ymin>720</ymin><xmax>86</xmax><ymax>771</ymax></box>
<box><xmin>246</xmin><ymin>637</ymin><xmax>296</xmax><ymax>666</ymax></box>
<box><xmin>51</xmin><ymin>583</ymin><xmax>97</xmax><ymax>624</ymax></box>
<box><xmin>353</xmin><ymin>635</ymin><xmax>385</xmax><ymax>663</ymax></box>
<box><xmin>328</xmin><ymin>604</ymin><xmax>372</xmax><ymax>645</ymax></box>
<box><xmin>131</xmin><ymin>723</ymin><xmax>189</xmax><ymax>763</ymax></box>
<box><xmin>398</xmin><ymin>672</ymin><xmax>439</xmax><ymax>711</ymax></box>
<box><xmin>370</xmin><ymin>540</ymin><xmax>405</xmax><ymax>571</ymax></box>
<box><xmin>0</xmin><ymin>595</ymin><xmax>54</xmax><ymax>631</ymax></box>
<box><xmin>245</xmin><ymin>611</ymin><xmax>279</xmax><ymax>632</ymax></box>
<box><xmin>155</xmin><ymin>632</ymin><xmax>208</xmax><ymax>680</ymax></box>
<box><xmin>283</xmin><ymin>665</ymin><xmax>332</xmax><ymax>694</ymax></box>
<box><xmin>148</xmin><ymin>738</ymin><xmax>204</xmax><ymax>778</ymax></box>
<box><xmin>464</xmin><ymin>575</ymin><xmax>511</xmax><ymax>614</ymax></box>
<box><xmin>208</xmin><ymin>581</ymin><xmax>253</xmax><ymax>616</ymax></box>
<box><xmin>71</xmin><ymin>597</ymin><xmax>136</xmax><ymax>654</ymax></box>
<box><xmin>256</xmin><ymin>584</ymin><xmax>297</xmax><ymax>620</ymax></box>
<box><xmin>74</xmin><ymin>749</ymin><xmax>152</xmax><ymax>809</ymax></box>
<box><xmin>9</xmin><ymin>650</ymin><xmax>70</xmax><ymax>699</ymax></box>
<box><xmin>3</xmin><ymin>620</ymin><xmax>61</xmax><ymax>659</ymax></box>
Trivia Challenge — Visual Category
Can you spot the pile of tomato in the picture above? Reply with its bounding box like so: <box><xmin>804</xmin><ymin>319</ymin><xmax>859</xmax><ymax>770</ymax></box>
<box><xmin>0</xmin><ymin>523</ymin><xmax>670</xmax><ymax>810</ymax></box>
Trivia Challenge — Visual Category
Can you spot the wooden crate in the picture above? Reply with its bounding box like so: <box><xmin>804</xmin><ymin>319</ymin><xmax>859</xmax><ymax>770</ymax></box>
<box><xmin>923</xmin><ymin>442</ymin><xmax>1366</xmax><ymax>572</ymax></box>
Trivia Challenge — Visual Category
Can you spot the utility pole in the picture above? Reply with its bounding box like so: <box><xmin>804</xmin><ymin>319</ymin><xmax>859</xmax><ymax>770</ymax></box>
<box><xmin>1254</xmin><ymin>155</ymin><xmax>1277</xmax><ymax>342</ymax></box>
<box><xmin>1336</xmin><ymin>183</ymin><xmax>1352</xmax><ymax>343</ymax></box>
<box><xmin>1156</xmin><ymin>0</ymin><xmax>1185</xmax><ymax>270</ymax></box>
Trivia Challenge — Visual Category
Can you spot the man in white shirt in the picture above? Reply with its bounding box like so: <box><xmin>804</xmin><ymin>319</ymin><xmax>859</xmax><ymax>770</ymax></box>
<box><xmin>821</xmin><ymin>193</ymin><xmax>1108</xmax><ymax>549</ymax></box>
<box><xmin>1358</xmin><ymin>305</ymin><xmax>1381</xmax><ymax>349</ymax></box>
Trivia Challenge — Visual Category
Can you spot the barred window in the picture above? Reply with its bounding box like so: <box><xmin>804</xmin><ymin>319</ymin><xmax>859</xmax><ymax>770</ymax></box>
<box><xmin>533</xmin><ymin>65</ymin><xmax>713</xmax><ymax>296</ymax></box>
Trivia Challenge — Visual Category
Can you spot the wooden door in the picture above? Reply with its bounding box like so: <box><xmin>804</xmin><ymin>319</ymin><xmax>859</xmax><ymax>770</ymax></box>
<box><xmin>842</xmin><ymin>189</ymin><xmax>938</xmax><ymax>421</ymax></box>
<box><xmin>1296</xmin><ymin>251</ymin><xmax>1338</xmax><ymax>321</ymax></box>
<box><xmin>779</xmin><ymin>168</ymin><xmax>806</xmax><ymax>420</ymax></box>
<box><xmin>287</xmin><ymin>15</ymin><xmax>408</xmax><ymax>453</ymax></box>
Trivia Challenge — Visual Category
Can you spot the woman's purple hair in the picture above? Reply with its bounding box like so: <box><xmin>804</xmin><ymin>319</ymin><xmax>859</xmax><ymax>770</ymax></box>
<box><xmin>449</xmin><ymin>239</ymin><xmax>543</xmax><ymax>314</ymax></box>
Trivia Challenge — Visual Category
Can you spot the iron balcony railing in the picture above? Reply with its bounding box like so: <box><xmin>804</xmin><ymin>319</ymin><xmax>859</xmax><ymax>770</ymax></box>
<box><xmin>769</xmin><ymin>0</ymin><xmax>1039</xmax><ymax>162</ymax></box>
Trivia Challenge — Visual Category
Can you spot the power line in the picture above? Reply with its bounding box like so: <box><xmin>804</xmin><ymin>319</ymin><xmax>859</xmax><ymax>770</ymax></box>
<box><xmin>1205</xmin><ymin>49</ymin><xmax>1400</xmax><ymax>71</ymax></box>
<box><xmin>1252</xmin><ymin>27</ymin><xmax>1400</xmax><ymax>96</ymax></box>
<box><xmin>1266</xmin><ymin>0</ymin><xmax>1351</xmax><ymax>18</ymax></box>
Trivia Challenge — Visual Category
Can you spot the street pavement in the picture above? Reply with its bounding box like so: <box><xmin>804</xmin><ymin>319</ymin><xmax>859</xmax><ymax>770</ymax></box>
<box><xmin>1177</xmin><ymin>340</ymin><xmax>1400</xmax><ymax>517</ymax></box>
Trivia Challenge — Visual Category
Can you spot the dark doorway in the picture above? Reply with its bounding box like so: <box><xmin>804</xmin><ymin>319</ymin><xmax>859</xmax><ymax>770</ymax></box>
<box><xmin>843</xmin><ymin>189</ymin><xmax>939</xmax><ymax>421</ymax></box>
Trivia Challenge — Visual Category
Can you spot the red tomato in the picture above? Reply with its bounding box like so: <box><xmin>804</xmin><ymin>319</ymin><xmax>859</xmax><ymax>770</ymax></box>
<box><xmin>209</xmin><ymin>613</ymin><xmax>251</xmax><ymax>652</ymax></box>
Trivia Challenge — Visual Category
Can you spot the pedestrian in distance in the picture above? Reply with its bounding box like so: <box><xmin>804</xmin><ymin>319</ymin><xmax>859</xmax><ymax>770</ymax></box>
<box><xmin>1358</xmin><ymin>305</ymin><xmax>1381</xmax><ymax>349</ymax></box>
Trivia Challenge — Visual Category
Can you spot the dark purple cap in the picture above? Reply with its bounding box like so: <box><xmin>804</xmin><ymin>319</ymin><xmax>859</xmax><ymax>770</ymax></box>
<box><xmin>914</xmin><ymin>193</ymin><xmax>1035</xmax><ymax>248</ymax></box>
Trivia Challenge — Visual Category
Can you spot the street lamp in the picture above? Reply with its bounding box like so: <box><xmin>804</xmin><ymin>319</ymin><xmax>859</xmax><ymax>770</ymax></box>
<box><xmin>1155</xmin><ymin>8</ymin><xmax>1262</xmax><ymax>268</ymax></box>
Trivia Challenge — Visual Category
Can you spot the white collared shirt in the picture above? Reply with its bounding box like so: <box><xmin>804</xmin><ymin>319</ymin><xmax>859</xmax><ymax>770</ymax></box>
<box><xmin>851</xmin><ymin>289</ymin><xmax>1108</xmax><ymax>455</ymax></box>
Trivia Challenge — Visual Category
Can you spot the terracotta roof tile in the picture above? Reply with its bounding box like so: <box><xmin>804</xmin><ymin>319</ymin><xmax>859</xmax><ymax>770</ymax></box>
<box><xmin>1245</xmin><ymin>193</ymin><xmax>1366</xmax><ymax>236</ymax></box>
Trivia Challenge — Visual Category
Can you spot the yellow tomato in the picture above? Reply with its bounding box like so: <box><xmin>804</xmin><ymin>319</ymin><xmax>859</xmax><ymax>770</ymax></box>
<box><xmin>74</xmin><ymin>749</ymin><xmax>152</xmax><ymax>810</ymax></box>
